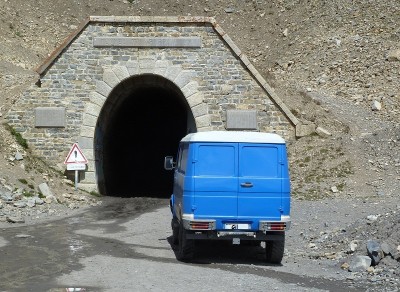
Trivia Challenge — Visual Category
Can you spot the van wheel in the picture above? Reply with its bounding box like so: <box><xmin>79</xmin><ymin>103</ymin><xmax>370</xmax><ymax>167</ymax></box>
<box><xmin>171</xmin><ymin>217</ymin><xmax>179</xmax><ymax>245</ymax></box>
<box><xmin>176</xmin><ymin>222</ymin><xmax>195</xmax><ymax>262</ymax></box>
<box><xmin>265</xmin><ymin>233</ymin><xmax>285</xmax><ymax>264</ymax></box>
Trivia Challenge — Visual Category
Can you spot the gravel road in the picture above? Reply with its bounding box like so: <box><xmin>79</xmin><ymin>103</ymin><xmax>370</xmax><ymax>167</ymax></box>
<box><xmin>2</xmin><ymin>196</ymin><xmax>396</xmax><ymax>292</ymax></box>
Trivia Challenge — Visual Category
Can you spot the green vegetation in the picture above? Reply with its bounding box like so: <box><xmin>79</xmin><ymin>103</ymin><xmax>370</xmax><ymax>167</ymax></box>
<box><xmin>90</xmin><ymin>190</ymin><xmax>101</xmax><ymax>197</ymax></box>
<box><xmin>18</xmin><ymin>178</ymin><xmax>28</xmax><ymax>184</ymax></box>
<box><xmin>18</xmin><ymin>178</ymin><xmax>35</xmax><ymax>189</ymax></box>
<box><xmin>4</xmin><ymin>123</ymin><xmax>28</xmax><ymax>149</ymax></box>
<box><xmin>22</xmin><ymin>189</ymin><xmax>35</xmax><ymax>197</ymax></box>
<box><xmin>291</xmin><ymin>141</ymin><xmax>354</xmax><ymax>201</ymax></box>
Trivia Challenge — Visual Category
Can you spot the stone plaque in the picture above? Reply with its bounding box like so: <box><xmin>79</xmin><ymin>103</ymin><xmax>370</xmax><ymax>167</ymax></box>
<box><xmin>226</xmin><ymin>110</ymin><xmax>258</xmax><ymax>130</ymax></box>
<box><xmin>35</xmin><ymin>107</ymin><xmax>66</xmax><ymax>128</ymax></box>
<box><xmin>93</xmin><ymin>37</ymin><xmax>202</xmax><ymax>48</ymax></box>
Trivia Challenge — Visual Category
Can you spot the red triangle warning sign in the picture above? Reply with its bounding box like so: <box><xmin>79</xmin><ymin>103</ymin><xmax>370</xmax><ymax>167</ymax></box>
<box><xmin>64</xmin><ymin>143</ymin><xmax>88</xmax><ymax>164</ymax></box>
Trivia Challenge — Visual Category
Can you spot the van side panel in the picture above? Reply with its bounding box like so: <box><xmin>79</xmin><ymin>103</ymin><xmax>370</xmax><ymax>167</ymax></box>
<box><xmin>281</xmin><ymin>148</ymin><xmax>291</xmax><ymax>217</ymax></box>
<box><xmin>192</xmin><ymin>143</ymin><xmax>238</xmax><ymax>218</ymax></box>
<box><xmin>173</xmin><ymin>143</ymin><xmax>193</xmax><ymax>218</ymax></box>
<box><xmin>237</xmin><ymin>144</ymin><xmax>284</xmax><ymax>220</ymax></box>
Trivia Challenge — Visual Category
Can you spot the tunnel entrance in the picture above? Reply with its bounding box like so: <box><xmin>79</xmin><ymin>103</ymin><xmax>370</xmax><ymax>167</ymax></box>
<box><xmin>95</xmin><ymin>74</ymin><xmax>196</xmax><ymax>198</ymax></box>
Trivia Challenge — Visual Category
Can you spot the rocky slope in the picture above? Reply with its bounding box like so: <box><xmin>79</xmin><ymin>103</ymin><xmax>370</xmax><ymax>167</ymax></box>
<box><xmin>0</xmin><ymin>0</ymin><xmax>399</xmax><ymax>289</ymax></box>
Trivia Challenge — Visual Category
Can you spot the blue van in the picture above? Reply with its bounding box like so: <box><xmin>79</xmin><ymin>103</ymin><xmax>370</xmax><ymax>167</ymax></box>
<box><xmin>164</xmin><ymin>131</ymin><xmax>291</xmax><ymax>263</ymax></box>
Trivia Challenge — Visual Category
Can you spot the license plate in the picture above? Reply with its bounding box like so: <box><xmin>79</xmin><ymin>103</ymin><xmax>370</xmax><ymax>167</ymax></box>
<box><xmin>224</xmin><ymin>223</ymin><xmax>250</xmax><ymax>230</ymax></box>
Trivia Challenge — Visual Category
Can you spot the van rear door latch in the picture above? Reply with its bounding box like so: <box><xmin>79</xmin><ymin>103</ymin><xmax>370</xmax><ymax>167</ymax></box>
<box><xmin>240</xmin><ymin>182</ymin><xmax>253</xmax><ymax>187</ymax></box>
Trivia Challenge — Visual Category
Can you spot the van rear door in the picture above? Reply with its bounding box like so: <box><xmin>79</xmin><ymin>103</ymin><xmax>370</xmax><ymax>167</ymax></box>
<box><xmin>192</xmin><ymin>143</ymin><xmax>238</xmax><ymax>219</ymax></box>
<box><xmin>238</xmin><ymin>143</ymin><xmax>283</xmax><ymax>220</ymax></box>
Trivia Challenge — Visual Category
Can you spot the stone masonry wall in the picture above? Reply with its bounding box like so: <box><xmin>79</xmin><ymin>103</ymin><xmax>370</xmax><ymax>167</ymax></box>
<box><xmin>6</xmin><ymin>18</ymin><xmax>295</xmax><ymax>190</ymax></box>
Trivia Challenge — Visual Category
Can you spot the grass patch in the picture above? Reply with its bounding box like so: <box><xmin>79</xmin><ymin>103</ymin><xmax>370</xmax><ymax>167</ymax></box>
<box><xmin>18</xmin><ymin>179</ymin><xmax>35</xmax><ymax>189</ymax></box>
<box><xmin>18</xmin><ymin>178</ymin><xmax>28</xmax><ymax>184</ymax></box>
<box><xmin>4</xmin><ymin>123</ymin><xmax>28</xmax><ymax>149</ymax></box>
<box><xmin>90</xmin><ymin>190</ymin><xmax>101</xmax><ymax>197</ymax></box>
<box><xmin>22</xmin><ymin>190</ymin><xmax>35</xmax><ymax>197</ymax></box>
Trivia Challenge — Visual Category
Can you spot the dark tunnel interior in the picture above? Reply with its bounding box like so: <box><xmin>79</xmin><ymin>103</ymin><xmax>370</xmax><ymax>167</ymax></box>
<box><xmin>98</xmin><ymin>76</ymin><xmax>194</xmax><ymax>198</ymax></box>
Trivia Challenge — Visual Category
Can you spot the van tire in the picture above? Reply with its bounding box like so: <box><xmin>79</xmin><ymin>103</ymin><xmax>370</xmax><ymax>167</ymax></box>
<box><xmin>171</xmin><ymin>217</ymin><xmax>179</xmax><ymax>245</ymax></box>
<box><xmin>265</xmin><ymin>233</ymin><xmax>285</xmax><ymax>264</ymax></box>
<box><xmin>176</xmin><ymin>222</ymin><xmax>195</xmax><ymax>262</ymax></box>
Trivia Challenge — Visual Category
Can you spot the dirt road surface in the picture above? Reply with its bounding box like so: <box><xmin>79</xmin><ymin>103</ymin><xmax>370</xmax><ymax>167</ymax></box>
<box><xmin>0</xmin><ymin>196</ymin><xmax>378</xmax><ymax>292</ymax></box>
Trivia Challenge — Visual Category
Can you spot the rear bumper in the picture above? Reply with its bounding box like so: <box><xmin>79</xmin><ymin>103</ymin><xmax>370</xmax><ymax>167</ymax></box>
<box><xmin>185</xmin><ymin>230</ymin><xmax>284</xmax><ymax>241</ymax></box>
<box><xmin>182</xmin><ymin>215</ymin><xmax>290</xmax><ymax>241</ymax></box>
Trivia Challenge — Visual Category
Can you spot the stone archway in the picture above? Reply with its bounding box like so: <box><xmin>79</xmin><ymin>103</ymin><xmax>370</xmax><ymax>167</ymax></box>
<box><xmin>78</xmin><ymin>63</ymin><xmax>210</xmax><ymax>193</ymax></box>
<box><xmin>94</xmin><ymin>74</ymin><xmax>195</xmax><ymax>197</ymax></box>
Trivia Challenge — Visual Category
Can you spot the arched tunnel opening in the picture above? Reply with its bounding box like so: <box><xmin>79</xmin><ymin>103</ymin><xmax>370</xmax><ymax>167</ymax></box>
<box><xmin>95</xmin><ymin>74</ymin><xmax>196</xmax><ymax>198</ymax></box>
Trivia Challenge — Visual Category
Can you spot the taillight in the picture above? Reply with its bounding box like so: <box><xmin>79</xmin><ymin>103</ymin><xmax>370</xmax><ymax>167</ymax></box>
<box><xmin>259</xmin><ymin>221</ymin><xmax>289</xmax><ymax>231</ymax></box>
<box><xmin>189</xmin><ymin>221</ymin><xmax>212</xmax><ymax>230</ymax></box>
<box><xmin>267</xmin><ymin>222</ymin><xmax>286</xmax><ymax>231</ymax></box>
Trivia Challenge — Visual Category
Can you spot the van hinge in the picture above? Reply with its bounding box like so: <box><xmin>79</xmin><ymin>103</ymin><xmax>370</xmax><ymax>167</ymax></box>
<box><xmin>192</xmin><ymin>205</ymin><xmax>197</xmax><ymax>211</ymax></box>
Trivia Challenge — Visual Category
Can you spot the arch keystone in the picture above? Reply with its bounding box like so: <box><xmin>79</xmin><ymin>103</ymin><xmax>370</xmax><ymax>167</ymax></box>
<box><xmin>138</xmin><ymin>59</ymin><xmax>156</xmax><ymax>74</ymax></box>
<box><xmin>154</xmin><ymin>60</ymin><xmax>169</xmax><ymax>76</ymax></box>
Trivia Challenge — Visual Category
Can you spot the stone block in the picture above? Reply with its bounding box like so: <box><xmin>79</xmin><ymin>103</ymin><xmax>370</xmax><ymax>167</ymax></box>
<box><xmin>182</xmin><ymin>81</ymin><xmax>199</xmax><ymax>97</ymax></box>
<box><xmin>316</xmin><ymin>126</ymin><xmax>332</xmax><ymax>137</ymax></box>
<box><xmin>90</xmin><ymin>91</ymin><xmax>106</xmax><ymax>107</ymax></box>
<box><xmin>114</xmin><ymin>66</ymin><xmax>129</xmax><ymax>81</ymax></box>
<box><xmin>187</xmin><ymin>92</ymin><xmax>204</xmax><ymax>107</ymax></box>
<box><xmin>192</xmin><ymin>103</ymin><xmax>208</xmax><ymax>117</ymax></box>
<box><xmin>82</xmin><ymin>113</ymin><xmax>97</xmax><ymax>128</ymax></box>
<box><xmin>96</xmin><ymin>81</ymin><xmax>112</xmax><ymax>97</ymax></box>
<box><xmin>77</xmin><ymin>137</ymin><xmax>93</xmax><ymax>149</ymax></box>
<box><xmin>85</xmin><ymin>103</ymin><xmax>101</xmax><ymax>117</ymax></box>
<box><xmin>103</xmin><ymin>70</ymin><xmax>119</xmax><ymax>87</ymax></box>
<box><xmin>38</xmin><ymin>182</ymin><xmax>54</xmax><ymax>198</ymax></box>
<box><xmin>196</xmin><ymin>115</ymin><xmax>211</xmax><ymax>128</ymax></box>
<box><xmin>80</xmin><ymin>125</ymin><xmax>95</xmax><ymax>138</ymax></box>
<box><xmin>296</xmin><ymin>123</ymin><xmax>316</xmax><ymax>137</ymax></box>
<box><xmin>174</xmin><ymin>71</ymin><xmax>196</xmax><ymax>88</ymax></box>
<box><xmin>165</xmin><ymin>65</ymin><xmax>182</xmax><ymax>81</ymax></box>
<box><xmin>153</xmin><ymin>60</ymin><xmax>169</xmax><ymax>76</ymax></box>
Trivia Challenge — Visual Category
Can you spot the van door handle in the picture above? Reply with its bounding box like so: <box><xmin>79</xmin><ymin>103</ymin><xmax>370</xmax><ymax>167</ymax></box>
<box><xmin>241</xmin><ymin>182</ymin><xmax>253</xmax><ymax>188</ymax></box>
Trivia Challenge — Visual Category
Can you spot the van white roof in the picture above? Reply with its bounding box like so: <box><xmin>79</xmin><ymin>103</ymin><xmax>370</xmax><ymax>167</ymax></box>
<box><xmin>181</xmin><ymin>131</ymin><xmax>285</xmax><ymax>144</ymax></box>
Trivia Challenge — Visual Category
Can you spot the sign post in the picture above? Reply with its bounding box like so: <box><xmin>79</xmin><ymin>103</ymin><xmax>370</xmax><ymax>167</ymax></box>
<box><xmin>64</xmin><ymin>142</ymin><xmax>88</xmax><ymax>190</ymax></box>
